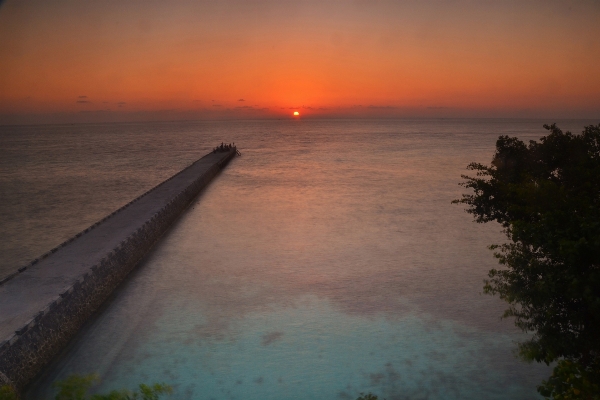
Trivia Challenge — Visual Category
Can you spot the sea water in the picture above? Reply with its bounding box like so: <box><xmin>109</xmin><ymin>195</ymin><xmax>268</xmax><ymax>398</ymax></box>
<box><xmin>1</xmin><ymin>119</ymin><xmax>594</xmax><ymax>399</ymax></box>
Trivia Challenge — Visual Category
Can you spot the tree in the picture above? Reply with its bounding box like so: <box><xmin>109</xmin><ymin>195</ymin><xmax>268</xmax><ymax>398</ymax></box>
<box><xmin>0</xmin><ymin>385</ymin><xmax>18</xmax><ymax>400</ymax></box>
<box><xmin>0</xmin><ymin>374</ymin><xmax>172</xmax><ymax>400</ymax></box>
<box><xmin>454</xmin><ymin>123</ymin><xmax>600</xmax><ymax>398</ymax></box>
<box><xmin>51</xmin><ymin>374</ymin><xmax>172</xmax><ymax>400</ymax></box>
<box><xmin>356</xmin><ymin>393</ymin><xmax>381</xmax><ymax>400</ymax></box>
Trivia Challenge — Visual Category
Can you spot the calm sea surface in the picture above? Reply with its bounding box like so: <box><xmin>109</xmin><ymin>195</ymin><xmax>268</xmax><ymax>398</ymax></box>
<box><xmin>0</xmin><ymin>119</ymin><xmax>594</xmax><ymax>399</ymax></box>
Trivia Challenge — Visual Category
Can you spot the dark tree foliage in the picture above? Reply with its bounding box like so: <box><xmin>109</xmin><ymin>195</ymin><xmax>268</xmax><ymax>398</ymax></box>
<box><xmin>0</xmin><ymin>386</ymin><xmax>18</xmax><ymax>400</ymax></box>
<box><xmin>538</xmin><ymin>359</ymin><xmax>600</xmax><ymax>399</ymax></box>
<box><xmin>0</xmin><ymin>374</ymin><xmax>172</xmax><ymax>400</ymax></box>
<box><xmin>356</xmin><ymin>393</ymin><xmax>381</xmax><ymax>400</ymax></box>
<box><xmin>454</xmin><ymin>123</ymin><xmax>600</xmax><ymax>398</ymax></box>
<box><xmin>51</xmin><ymin>374</ymin><xmax>172</xmax><ymax>400</ymax></box>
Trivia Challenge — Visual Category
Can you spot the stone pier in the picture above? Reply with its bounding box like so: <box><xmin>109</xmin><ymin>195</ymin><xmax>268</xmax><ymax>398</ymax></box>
<box><xmin>0</xmin><ymin>148</ymin><xmax>237</xmax><ymax>392</ymax></box>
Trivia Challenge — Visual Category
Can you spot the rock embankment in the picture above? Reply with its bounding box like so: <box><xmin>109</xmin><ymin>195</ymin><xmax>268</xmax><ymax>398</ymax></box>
<box><xmin>0</xmin><ymin>148</ymin><xmax>237</xmax><ymax>392</ymax></box>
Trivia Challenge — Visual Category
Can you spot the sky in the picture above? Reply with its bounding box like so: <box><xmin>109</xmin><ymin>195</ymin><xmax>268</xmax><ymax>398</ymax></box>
<box><xmin>0</xmin><ymin>0</ymin><xmax>599</xmax><ymax>123</ymax></box>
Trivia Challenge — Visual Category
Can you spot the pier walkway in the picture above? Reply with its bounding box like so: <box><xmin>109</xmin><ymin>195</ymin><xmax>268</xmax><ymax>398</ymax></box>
<box><xmin>0</xmin><ymin>148</ymin><xmax>236</xmax><ymax>390</ymax></box>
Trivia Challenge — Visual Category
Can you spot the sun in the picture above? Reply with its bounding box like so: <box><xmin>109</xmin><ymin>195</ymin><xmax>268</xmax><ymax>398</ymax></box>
<box><xmin>293</xmin><ymin>111</ymin><xmax>300</xmax><ymax>116</ymax></box>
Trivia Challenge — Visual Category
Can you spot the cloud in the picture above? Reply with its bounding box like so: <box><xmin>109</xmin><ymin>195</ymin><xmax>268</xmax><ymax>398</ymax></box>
<box><xmin>76</xmin><ymin>100</ymin><xmax>91</xmax><ymax>104</ymax></box>
<box><xmin>368</xmin><ymin>105</ymin><xmax>396</xmax><ymax>109</ymax></box>
<box><xmin>78</xmin><ymin>95</ymin><xmax>87</xmax><ymax>99</ymax></box>
<box><xmin>238</xmin><ymin>98</ymin><xmax>245</xmax><ymax>102</ymax></box>
<box><xmin>76</xmin><ymin>110</ymin><xmax>110</xmax><ymax>114</ymax></box>
<box><xmin>233</xmin><ymin>106</ymin><xmax>269</xmax><ymax>112</ymax></box>
<box><xmin>212</xmin><ymin>104</ymin><xmax>222</xmax><ymax>107</ymax></box>
<box><xmin>427</xmin><ymin>106</ymin><xmax>448</xmax><ymax>109</ymax></box>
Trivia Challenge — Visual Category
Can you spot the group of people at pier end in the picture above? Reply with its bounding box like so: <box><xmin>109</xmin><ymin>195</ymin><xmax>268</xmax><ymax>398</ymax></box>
<box><xmin>213</xmin><ymin>142</ymin><xmax>235</xmax><ymax>153</ymax></box>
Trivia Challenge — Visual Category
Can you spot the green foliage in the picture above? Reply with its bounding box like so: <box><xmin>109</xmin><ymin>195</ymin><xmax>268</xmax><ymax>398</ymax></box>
<box><xmin>454</xmin><ymin>123</ymin><xmax>600</xmax><ymax>398</ymax></box>
<box><xmin>53</xmin><ymin>374</ymin><xmax>98</xmax><ymax>400</ymax></box>
<box><xmin>0</xmin><ymin>385</ymin><xmax>18</xmax><ymax>400</ymax></box>
<box><xmin>52</xmin><ymin>374</ymin><xmax>171</xmax><ymax>400</ymax></box>
<box><xmin>538</xmin><ymin>359</ymin><xmax>600</xmax><ymax>399</ymax></box>
<box><xmin>89</xmin><ymin>383</ymin><xmax>172</xmax><ymax>400</ymax></box>
<box><xmin>356</xmin><ymin>393</ymin><xmax>381</xmax><ymax>400</ymax></box>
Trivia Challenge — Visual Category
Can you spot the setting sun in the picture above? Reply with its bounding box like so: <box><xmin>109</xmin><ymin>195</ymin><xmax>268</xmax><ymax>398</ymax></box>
<box><xmin>0</xmin><ymin>0</ymin><xmax>598</xmax><ymax>123</ymax></box>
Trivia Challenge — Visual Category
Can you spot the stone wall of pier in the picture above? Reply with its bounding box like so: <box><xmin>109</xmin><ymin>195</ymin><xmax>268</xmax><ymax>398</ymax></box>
<box><xmin>0</xmin><ymin>149</ymin><xmax>236</xmax><ymax>391</ymax></box>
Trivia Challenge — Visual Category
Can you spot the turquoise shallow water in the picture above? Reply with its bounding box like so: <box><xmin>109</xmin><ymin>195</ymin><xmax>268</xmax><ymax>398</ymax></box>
<box><xmin>92</xmin><ymin>296</ymin><xmax>537</xmax><ymax>400</ymax></box>
<box><xmin>3</xmin><ymin>119</ymin><xmax>594</xmax><ymax>399</ymax></box>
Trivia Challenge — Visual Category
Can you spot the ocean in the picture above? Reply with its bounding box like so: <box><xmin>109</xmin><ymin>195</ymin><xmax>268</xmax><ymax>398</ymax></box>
<box><xmin>0</xmin><ymin>118</ymin><xmax>594</xmax><ymax>399</ymax></box>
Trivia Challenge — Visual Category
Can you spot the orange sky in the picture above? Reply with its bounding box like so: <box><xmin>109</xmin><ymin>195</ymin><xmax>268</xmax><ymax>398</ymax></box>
<box><xmin>1</xmin><ymin>0</ymin><xmax>599</xmax><ymax>123</ymax></box>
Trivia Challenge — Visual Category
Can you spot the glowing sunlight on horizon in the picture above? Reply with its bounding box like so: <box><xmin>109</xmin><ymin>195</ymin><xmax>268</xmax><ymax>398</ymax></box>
<box><xmin>0</xmin><ymin>0</ymin><xmax>598</xmax><ymax>123</ymax></box>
